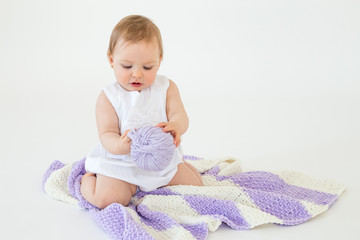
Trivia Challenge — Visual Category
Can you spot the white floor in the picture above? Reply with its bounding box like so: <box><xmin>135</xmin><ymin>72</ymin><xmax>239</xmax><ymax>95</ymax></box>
<box><xmin>0</xmin><ymin>94</ymin><xmax>359</xmax><ymax>240</ymax></box>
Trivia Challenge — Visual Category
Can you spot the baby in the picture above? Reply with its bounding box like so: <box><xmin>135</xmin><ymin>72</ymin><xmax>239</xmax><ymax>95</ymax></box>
<box><xmin>80</xmin><ymin>15</ymin><xmax>203</xmax><ymax>209</ymax></box>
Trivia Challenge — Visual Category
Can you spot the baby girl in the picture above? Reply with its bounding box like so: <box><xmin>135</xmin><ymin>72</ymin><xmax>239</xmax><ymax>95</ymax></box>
<box><xmin>80</xmin><ymin>15</ymin><xmax>203</xmax><ymax>209</ymax></box>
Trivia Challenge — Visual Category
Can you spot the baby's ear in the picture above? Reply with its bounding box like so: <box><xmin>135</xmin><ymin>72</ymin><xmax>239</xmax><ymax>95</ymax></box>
<box><xmin>107</xmin><ymin>52</ymin><xmax>114</xmax><ymax>65</ymax></box>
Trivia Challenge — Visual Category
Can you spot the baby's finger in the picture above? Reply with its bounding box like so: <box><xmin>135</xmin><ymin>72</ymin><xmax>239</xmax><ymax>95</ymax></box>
<box><xmin>156</xmin><ymin>122</ymin><xmax>167</xmax><ymax>128</ymax></box>
<box><xmin>162</xmin><ymin>125</ymin><xmax>174</xmax><ymax>133</ymax></box>
<box><xmin>170</xmin><ymin>131</ymin><xmax>178</xmax><ymax>142</ymax></box>
<box><xmin>121</xmin><ymin>129</ymin><xmax>131</xmax><ymax>139</ymax></box>
<box><xmin>174</xmin><ymin>136</ymin><xmax>181</xmax><ymax>147</ymax></box>
<box><xmin>122</xmin><ymin>136</ymin><xmax>130</xmax><ymax>143</ymax></box>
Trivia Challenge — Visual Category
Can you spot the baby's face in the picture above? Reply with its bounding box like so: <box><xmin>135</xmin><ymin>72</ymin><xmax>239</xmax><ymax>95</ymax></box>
<box><xmin>109</xmin><ymin>39</ymin><xmax>162</xmax><ymax>92</ymax></box>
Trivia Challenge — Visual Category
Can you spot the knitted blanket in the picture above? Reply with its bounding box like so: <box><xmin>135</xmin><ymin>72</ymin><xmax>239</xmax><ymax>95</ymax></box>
<box><xmin>42</xmin><ymin>156</ymin><xmax>345</xmax><ymax>240</ymax></box>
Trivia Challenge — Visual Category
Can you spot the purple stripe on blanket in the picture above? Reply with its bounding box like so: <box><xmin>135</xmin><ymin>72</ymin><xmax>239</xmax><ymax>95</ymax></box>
<box><xmin>42</xmin><ymin>160</ymin><xmax>65</xmax><ymax>191</ymax></box>
<box><xmin>137</xmin><ymin>204</ymin><xmax>179</xmax><ymax>231</ymax></box>
<box><xmin>205</xmin><ymin>165</ymin><xmax>221</xmax><ymax>175</ymax></box>
<box><xmin>91</xmin><ymin>203</ymin><xmax>154</xmax><ymax>240</ymax></box>
<box><xmin>135</xmin><ymin>187</ymin><xmax>180</xmax><ymax>199</ymax></box>
<box><xmin>67</xmin><ymin>158</ymin><xmax>86</xmax><ymax>198</ymax></box>
<box><xmin>183</xmin><ymin>195</ymin><xmax>251</xmax><ymax>230</ymax></box>
<box><xmin>183</xmin><ymin>155</ymin><xmax>203</xmax><ymax>161</ymax></box>
<box><xmin>244</xmin><ymin>188</ymin><xmax>311</xmax><ymax>224</ymax></box>
<box><xmin>181</xmin><ymin>223</ymin><xmax>208</xmax><ymax>240</ymax></box>
<box><xmin>67</xmin><ymin>158</ymin><xmax>98</xmax><ymax>209</ymax></box>
<box><xmin>211</xmin><ymin>171</ymin><xmax>337</xmax><ymax>206</ymax></box>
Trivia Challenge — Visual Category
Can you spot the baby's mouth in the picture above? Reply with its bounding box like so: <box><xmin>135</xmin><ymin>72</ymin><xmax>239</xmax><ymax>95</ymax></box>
<box><xmin>131</xmin><ymin>82</ymin><xmax>142</xmax><ymax>87</ymax></box>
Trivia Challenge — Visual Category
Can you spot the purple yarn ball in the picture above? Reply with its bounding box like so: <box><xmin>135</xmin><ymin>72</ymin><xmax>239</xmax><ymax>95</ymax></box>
<box><xmin>127</xmin><ymin>126</ymin><xmax>176</xmax><ymax>171</ymax></box>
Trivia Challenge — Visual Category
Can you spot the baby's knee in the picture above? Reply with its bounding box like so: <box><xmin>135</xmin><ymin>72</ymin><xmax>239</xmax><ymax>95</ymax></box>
<box><xmin>94</xmin><ymin>192</ymin><xmax>132</xmax><ymax>209</ymax></box>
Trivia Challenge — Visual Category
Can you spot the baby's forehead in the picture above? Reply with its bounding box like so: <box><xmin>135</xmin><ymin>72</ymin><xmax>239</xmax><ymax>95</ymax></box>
<box><xmin>113</xmin><ymin>38</ymin><xmax>161</xmax><ymax>57</ymax></box>
<box><xmin>116</xmin><ymin>37</ymin><xmax>158</xmax><ymax>48</ymax></box>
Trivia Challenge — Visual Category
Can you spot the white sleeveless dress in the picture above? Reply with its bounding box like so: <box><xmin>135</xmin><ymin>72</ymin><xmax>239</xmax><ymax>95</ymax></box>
<box><xmin>85</xmin><ymin>75</ymin><xmax>183</xmax><ymax>192</ymax></box>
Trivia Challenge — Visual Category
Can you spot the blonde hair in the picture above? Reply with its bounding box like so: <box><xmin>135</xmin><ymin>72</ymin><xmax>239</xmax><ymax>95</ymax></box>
<box><xmin>108</xmin><ymin>15</ymin><xmax>163</xmax><ymax>58</ymax></box>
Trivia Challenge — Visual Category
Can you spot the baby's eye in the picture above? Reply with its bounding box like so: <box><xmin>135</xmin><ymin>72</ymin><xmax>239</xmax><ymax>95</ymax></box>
<box><xmin>143</xmin><ymin>66</ymin><xmax>153</xmax><ymax>70</ymax></box>
<box><xmin>121</xmin><ymin>65</ymin><xmax>132</xmax><ymax>69</ymax></box>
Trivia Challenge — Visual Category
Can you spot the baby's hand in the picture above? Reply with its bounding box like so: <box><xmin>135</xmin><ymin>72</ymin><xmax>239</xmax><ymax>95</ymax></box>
<box><xmin>118</xmin><ymin>129</ymin><xmax>132</xmax><ymax>154</ymax></box>
<box><xmin>156</xmin><ymin>122</ymin><xmax>181</xmax><ymax>147</ymax></box>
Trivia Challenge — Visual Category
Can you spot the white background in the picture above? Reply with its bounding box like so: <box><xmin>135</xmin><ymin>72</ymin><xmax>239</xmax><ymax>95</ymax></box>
<box><xmin>0</xmin><ymin>0</ymin><xmax>359</xmax><ymax>239</ymax></box>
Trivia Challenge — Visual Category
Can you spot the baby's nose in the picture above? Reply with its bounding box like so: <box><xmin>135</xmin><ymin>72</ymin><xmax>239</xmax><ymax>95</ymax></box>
<box><xmin>132</xmin><ymin>67</ymin><xmax>143</xmax><ymax>78</ymax></box>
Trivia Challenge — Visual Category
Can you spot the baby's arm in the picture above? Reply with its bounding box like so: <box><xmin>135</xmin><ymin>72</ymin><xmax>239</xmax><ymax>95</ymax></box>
<box><xmin>96</xmin><ymin>91</ymin><xmax>131</xmax><ymax>155</ymax></box>
<box><xmin>157</xmin><ymin>80</ymin><xmax>189</xmax><ymax>147</ymax></box>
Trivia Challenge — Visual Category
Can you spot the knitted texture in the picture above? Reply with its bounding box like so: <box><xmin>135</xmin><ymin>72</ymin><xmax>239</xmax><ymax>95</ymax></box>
<box><xmin>127</xmin><ymin>126</ymin><xmax>175</xmax><ymax>171</ymax></box>
<box><xmin>43</xmin><ymin>155</ymin><xmax>345</xmax><ymax>240</ymax></box>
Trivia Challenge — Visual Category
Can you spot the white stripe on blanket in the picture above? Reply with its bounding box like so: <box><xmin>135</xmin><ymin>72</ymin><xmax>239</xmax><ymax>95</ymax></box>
<box><xmin>44</xmin><ymin>162</ymin><xmax>78</xmax><ymax>206</ymax></box>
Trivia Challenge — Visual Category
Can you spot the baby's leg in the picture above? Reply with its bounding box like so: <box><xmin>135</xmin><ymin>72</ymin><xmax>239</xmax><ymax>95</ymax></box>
<box><xmin>183</xmin><ymin>162</ymin><xmax>203</xmax><ymax>185</ymax></box>
<box><xmin>80</xmin><ymin>174</ymin><xmax>137</xmax><ymax>209</ymax></box>
<box><xmin>166</xmin><ymin>162</ymin><xmax>203</xmax><ymax>187</ymax></box>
